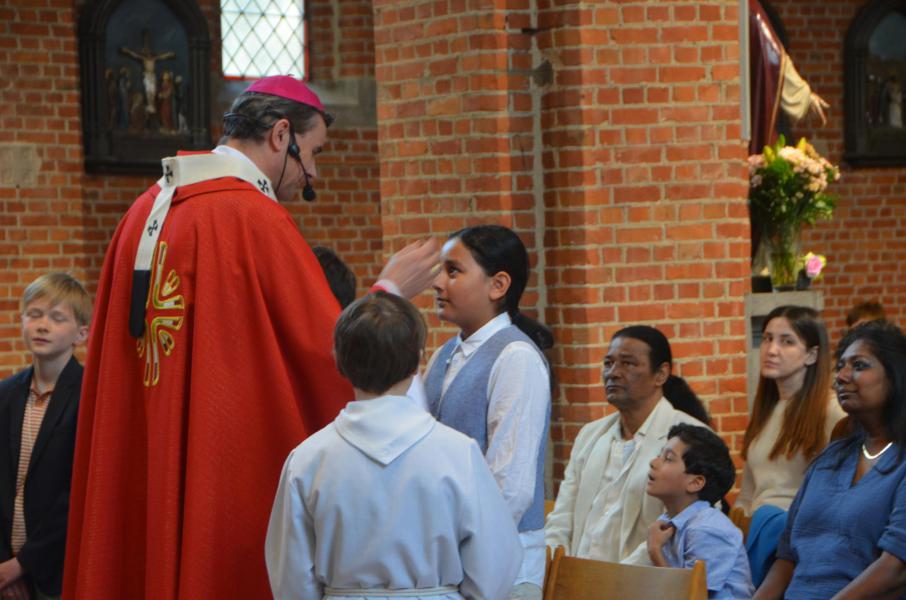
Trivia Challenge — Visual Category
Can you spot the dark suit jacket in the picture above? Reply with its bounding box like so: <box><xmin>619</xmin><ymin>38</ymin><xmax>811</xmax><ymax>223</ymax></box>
<box><xmin>0</xmin><ymin>356</ymin><xmax>82</xmax><ymax>596</ymax></box>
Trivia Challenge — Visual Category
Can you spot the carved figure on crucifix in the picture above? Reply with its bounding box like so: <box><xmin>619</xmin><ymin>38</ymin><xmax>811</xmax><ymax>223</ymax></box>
<box><xmin>174</xmin><ymin>75</ymin><xmax>189</xmax><ymax>133</ymax></box>
<box><xmin>121</xmin><ymin>30</ymin><xmax>175</xmax><ymax>115</ymax></box>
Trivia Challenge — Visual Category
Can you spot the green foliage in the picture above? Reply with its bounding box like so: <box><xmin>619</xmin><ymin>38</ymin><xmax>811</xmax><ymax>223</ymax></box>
<box><xmin>748</xmin><ymin>135</ymin><xmax>839</xmax><ymax>233</ymax></box>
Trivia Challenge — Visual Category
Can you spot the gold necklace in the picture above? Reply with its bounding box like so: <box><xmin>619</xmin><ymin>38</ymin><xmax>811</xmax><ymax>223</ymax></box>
<box><xmin>862</xmin><ymin>441</ymin><xmax>893</xmax><ymax>460</ymax></box>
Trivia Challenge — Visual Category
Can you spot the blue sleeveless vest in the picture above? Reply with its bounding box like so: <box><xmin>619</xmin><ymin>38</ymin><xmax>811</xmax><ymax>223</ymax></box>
<box><xmin>424</xmin><ymin>325</ymin><xmax>550</xmax><ymax>532</ymax></box>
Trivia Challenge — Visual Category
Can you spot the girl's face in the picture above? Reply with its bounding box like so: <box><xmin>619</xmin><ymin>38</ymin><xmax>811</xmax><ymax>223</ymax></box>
<box><xmin>834</xmin><ymin>340</ymin><xmax>891</xmax><ymax>418</ymax></box>
<box><xmin>432</xmin><ymin>238</ymin><xmax>504</xmax><ymax>339</ymax></box>
<box><xmin>760</xmin><ymin>317</ymin><xmax>817</xmax><ymax>384</ymax></box>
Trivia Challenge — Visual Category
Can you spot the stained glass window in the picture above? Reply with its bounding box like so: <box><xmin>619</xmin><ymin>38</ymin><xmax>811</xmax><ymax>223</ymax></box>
<box><xmin>221</xmin><ymin>0</ymin><xmax>307</xmax><ymax>79</ymax></box>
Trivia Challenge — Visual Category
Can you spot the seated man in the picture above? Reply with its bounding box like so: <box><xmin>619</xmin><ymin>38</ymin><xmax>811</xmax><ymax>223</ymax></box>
<box><xmin>545</xmin><ymin>326</ymin><xmax>709</xmax><ymax>563</ymax></box>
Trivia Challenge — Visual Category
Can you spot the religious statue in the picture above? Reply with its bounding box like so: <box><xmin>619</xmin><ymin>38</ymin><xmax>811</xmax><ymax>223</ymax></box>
<box><xmin>121</xmin><ymin>30</ymin><xmax>175</xmax><ymax>116</ymax></box>
<box><xmin>105</xmin><ymin>68</ymin><xmax>117</xmax><ymax>129</ymax></box>
<box><xmin>157</xmin><ymin>70</ymin><xmax>175</xmax><ymax>131</ymax></box>
<box><xmin>116</xmin><ymin>67</ymin><xmax>131</xmax><ymax>130</ymax></box>
<box><xmin>748</xmin><ymin>0</ymin><xmax>830</xmax><ymax>263</ymax></box>
<box><xmin>129</xmin><ymin>91</ymin><xmax>146</xmax><ymax>133</ymax></box>
<box><xmin>882</xmin><ymin>76</ymin><xmax>903</xmax><ymax>127</ymax></box>
<box><xmin>748</xmin><ymin>0</ymin><xmax>829</xmax><ymax>156</ymax></box>
<box><xmin>174</xmin><ymin>75</ymin><xmax>188</xmax><ymax>133</ymax></box>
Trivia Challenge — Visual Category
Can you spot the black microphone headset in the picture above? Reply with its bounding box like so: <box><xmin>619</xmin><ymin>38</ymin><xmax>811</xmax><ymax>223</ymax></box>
<box><xmin>285</xmin><ymin>122</ymin><xmax>317</xmax><ymax>202</ymax></box>
<box><xmin>224</xmin><ymin>110</ymin><xmax>317</xmax><ymax>202</ymax></box>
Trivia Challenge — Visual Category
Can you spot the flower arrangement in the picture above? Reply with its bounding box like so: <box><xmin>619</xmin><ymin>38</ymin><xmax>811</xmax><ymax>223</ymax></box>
<box><xmin>748</xmin><ymin>136</ymin><xmax>840</xmax><ymax>290</ymax></box>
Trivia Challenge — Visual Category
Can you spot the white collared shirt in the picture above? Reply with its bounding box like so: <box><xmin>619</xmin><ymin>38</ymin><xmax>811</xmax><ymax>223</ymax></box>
<box><xmin>211</xmin><ymin>145</ymin><xmax>272</xmax><ymax>194</ymax></box>
<box><xmin>423</xmin><ymin>312</ymin><xmax>550</xmax><ymax>588</ymax></box>
<box><xmin>576</xmin><ymin>429</ymin><xmax>644</xmax><ymax>558</ymax></box>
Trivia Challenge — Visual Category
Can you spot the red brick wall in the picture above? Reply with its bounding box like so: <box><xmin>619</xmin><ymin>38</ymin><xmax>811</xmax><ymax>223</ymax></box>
<box><xmin>535</xmin><ymin>1</ymin><xmax>751</xmax><ymax>485</ymax></box>
<box><xmin>372</xmin><ymin>0</ymin><xmax>542</xmax><ymax>344</ymax></box>
<box><xmin>288</xmin><ymin>127</ymin><xmax>383</xmax><ymax>285</ymax></box>
<box><xmin>0</xmin><ymin>0</ymin><xmax>382</xmax><ymax>375</ymax></box>
<box><xmin>772</xmin><ymin>0</ymin><xmax>906</xmax><ymax>341</ymax></box>
<box><xmin>309</xmin><ymin>0</ymin><xmax>375</xmax><ymax>79</ymax></box>
<box><xmin>0</xmin><ymin>0</ymin><xmax>89</xmax><ymax>372</ymax></box>
<box><xmin>371</xmin><ymin>0</ymin><xmax>752</xmax><ymax>487</ymax></box>
<box><xmin>7</xmin><ymin>0</ymin><xmax>890</xmax><ymax>497</ymax></box>
<box><xmin>302</xmin><ymin>0</ymin><xmax>383</xmax><ymax>285</ymax></box>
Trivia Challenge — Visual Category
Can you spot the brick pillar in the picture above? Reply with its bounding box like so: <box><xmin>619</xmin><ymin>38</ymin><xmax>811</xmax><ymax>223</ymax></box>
<box><xmin>535</xmin><ymin>1</ymin><xmax>751</xmax><ymax>486</ymax></box>
<box><xmin>371</xmin><ymin>0</ymin><xmax>543</xmax><ymax>346</ymax></box>
<box><xmin>371</xmin><ymin>0</ymin><xmax>753</xmax><ymax>488</ymax></box>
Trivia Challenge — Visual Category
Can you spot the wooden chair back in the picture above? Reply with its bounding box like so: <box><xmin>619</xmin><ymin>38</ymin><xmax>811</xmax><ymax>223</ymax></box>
<box><xmin>544</xmin><ymin>545</ymin><xmax>553</xmax><ymax>593</ymax></box>
<box><xmin>729</xmin><ymin>506</ymin><xmax>752</xmax><ymax>542</ymax></box>
<box><xmin>543</xmin><ymin>546</ymin><xmax>708</xmax><ymax>600</ymax></box>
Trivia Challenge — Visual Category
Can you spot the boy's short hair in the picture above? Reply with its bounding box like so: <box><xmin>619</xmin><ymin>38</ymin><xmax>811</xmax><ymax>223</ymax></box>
<box><xmin>21</xmin><ymin>273</ymin><xmax>92</xmax><ymax>326</ymax></box>
<box><xmin>334</xmin><ymin>291</ymin><xmax>425</xmax><ymax>394</ymax></box>
<box><xmin>667</xmin><ymin>423</ymin><xmax>736</xmax><ymax>504</ymax></box>
<box><xmin>312</xmin><ymin>246</ymin><xmax>357</xmax><ymax>309</ymax></box>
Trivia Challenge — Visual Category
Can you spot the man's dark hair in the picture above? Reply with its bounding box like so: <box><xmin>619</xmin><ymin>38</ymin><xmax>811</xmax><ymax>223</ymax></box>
<box><xmin>334</xmin><ymin>292</ymin><xmax>425</xmax><ymax>394</ymax></box>
<box><xmin>667</xmin><ymin>423</ymin><xmax>736</xmax><ymax>504</ymax></box>
<box><xmin>611</xmin><ymin>325</ymin><xmax>711</xmax><ymax>424</ymax></box>
<box><xmin>312</xmin><ymin>246</ymin><xmax>356</xmax><ymax>309</ymax></box>
<box><xmin>222</xmin><ymin>92</ymin><xmax>330</xmax><ymax>142</ymax></box>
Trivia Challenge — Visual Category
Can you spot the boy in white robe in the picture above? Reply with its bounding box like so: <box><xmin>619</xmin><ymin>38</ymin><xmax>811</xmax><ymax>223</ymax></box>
<box><xmin>266</xmin><ymin>291</ymin><xmax>523</xmax><ymax>600</ymax></box>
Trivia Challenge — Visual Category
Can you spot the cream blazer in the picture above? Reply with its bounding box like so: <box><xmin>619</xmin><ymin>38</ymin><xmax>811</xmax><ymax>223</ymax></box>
<box><xmin>545</xmin><ymin>398</ymin><xmax>708</xmax><ymax>563</ymax></box>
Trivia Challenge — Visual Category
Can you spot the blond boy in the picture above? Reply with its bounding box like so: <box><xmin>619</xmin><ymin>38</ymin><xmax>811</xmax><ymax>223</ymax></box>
<box><xmin>0</xmin><ymin>274</ymin><xmax>91</xmax><ymax>600</ymax></box>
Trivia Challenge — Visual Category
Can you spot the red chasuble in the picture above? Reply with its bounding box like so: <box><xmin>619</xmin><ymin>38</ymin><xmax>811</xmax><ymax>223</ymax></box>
<box><xmin>63</xmin><ymin>174</ymin><xmax>351</xmax><ymax>599</ymax></box>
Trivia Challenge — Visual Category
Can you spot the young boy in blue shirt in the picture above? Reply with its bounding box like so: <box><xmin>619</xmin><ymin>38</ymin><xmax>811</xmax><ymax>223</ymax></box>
<box><xmin>646</xmin><ymin>424</ymin><xmax>755</xmax><ymax>599</ymax></box>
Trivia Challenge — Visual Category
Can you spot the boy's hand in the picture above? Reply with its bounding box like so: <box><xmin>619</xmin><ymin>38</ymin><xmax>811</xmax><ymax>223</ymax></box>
<box><xmin>0</xmin><ymin>558</ymin><xmax>23</xmax><ymax>589</ymax></box>
<box><xmin>647</xmin><ymin>520</ymin><xmax>675</xmax><ymax>567</ymax></box>
<box><xmin>0</xmin><ymin>559</ymin><xmax>26</xmax><ymax>599</ymax></box>
<box><xmin>648</xmin><ymin>519</ymin><xmax>676</xmax><ymax>549</ymax></box>
<box><xmin>0</xmin><ymin>580</ymin><xmax>29</xmax><ymax>600</ymax></box>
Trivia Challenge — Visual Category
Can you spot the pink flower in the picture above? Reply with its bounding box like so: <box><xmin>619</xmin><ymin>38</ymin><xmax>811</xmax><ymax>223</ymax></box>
<box><xmin>804</xmin><ymin>253</ymin><xmax>826</xmax><ymax>278</ymax></box>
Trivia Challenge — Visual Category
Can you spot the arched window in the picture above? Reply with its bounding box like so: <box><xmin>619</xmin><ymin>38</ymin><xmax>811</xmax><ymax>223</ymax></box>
<box><xmin>844</xmin><ymin>0</ymin><xmax>906</xmax><ymax>166</ymax></box>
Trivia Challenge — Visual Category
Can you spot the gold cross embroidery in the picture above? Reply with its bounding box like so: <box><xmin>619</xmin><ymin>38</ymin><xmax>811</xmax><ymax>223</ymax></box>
<box><xmin>137</xmin><ymin>241</ymin><xmax>185</xmax><ymax>387</ymax></box>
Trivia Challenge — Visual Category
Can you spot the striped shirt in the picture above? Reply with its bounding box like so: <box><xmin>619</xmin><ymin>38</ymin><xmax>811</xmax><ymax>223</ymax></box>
<box><xmin>11</xmin><ymin>385</ymin><xmax>53</xmax><ymax>554</ymax></box>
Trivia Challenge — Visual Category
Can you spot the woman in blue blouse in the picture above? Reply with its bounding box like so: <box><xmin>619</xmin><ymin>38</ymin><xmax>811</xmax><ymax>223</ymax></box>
<box><xmin>754</xmin><ymin>321</ymin><xmax>906</xmax><ymax>599</ymax></box>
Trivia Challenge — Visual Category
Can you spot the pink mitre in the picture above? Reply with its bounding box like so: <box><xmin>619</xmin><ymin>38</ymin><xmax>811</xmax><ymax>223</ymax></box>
<box><xmin>244</xmin><ymin>75</ymin><xmax>330</xmax><ymax>119</ymax></box>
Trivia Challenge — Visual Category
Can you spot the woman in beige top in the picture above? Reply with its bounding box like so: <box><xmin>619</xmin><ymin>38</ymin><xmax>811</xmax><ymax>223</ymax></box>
<box><xmin>736</xmin><ymin>305</ymin><xmax>845</xmax><ymax>514</ymax></box>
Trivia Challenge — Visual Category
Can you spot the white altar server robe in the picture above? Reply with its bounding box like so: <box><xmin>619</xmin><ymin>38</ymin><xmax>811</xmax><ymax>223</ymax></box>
<box><xmin>265</xmin><ymin>394</ymin><xmax>523</xmax><ymax>600</ymax></box>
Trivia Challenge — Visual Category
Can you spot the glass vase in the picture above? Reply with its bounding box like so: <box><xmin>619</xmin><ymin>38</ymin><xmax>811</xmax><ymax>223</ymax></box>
<box><xmin>765</xmin><ymin>226</ymin><xmax>802</xmax><ymax>292</ymax></box>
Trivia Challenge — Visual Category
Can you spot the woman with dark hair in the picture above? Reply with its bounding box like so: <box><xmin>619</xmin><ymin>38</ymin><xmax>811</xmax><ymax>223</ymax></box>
<box><xmin>755</xmin><ymin>321</ymin><xmax>906</xmax><ymax>599</ymax></box>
